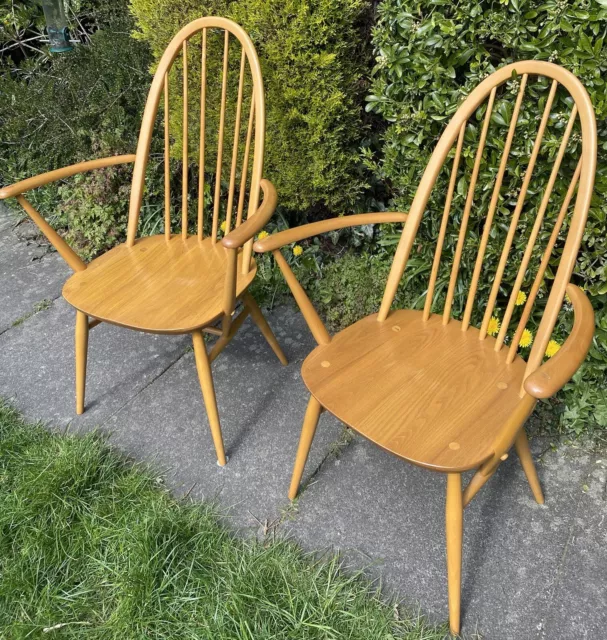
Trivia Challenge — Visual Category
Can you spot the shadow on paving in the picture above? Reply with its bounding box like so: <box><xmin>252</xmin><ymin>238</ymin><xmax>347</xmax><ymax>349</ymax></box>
<box><xmin>0</xmin><ymin>206</ymin><xmax>605</xmax><ymax>639</ymax></box>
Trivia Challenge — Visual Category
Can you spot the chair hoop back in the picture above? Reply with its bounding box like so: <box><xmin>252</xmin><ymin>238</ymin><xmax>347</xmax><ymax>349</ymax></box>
<box><xmin>126</xmin><ymin>17</ymin><xmax>265</xmax><ymax>260</ymax></box>
<box><xmin>378</xmin><ymin>61</ymin><xmax>597</xmax><ymax>378</ymax></box>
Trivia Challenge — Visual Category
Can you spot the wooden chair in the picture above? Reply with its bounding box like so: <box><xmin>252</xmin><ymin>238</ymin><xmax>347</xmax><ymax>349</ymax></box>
<box><xmin>254</xmin><ymin>61</ymin><xmax>596</xmax><ymax>634</ymax></box>
<box><xmin>0</xmin><ymin>17</ymin><xmax>287</xmax><ymax>466</ymax></box>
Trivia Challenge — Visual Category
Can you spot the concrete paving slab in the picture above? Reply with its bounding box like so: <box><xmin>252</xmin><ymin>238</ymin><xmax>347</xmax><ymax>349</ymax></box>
<box><xmin>102</xmin><ymin>306</ymin><xmax>344</xmax><ymax>533</ymax></box>
<box><xmin>286</xmin><ymin>433</ymin><xmax>603</xmax><ymax>639</ymax></box>
<box><xmin>0</xmin><ymin>207</ymin><xmax>71</xmax><ymax>334</ymax></box>
<box><xmin>539</xmin><ymin>457</ymin><xmax>607</xmax><ymax>640</ymax></box>
<box><xmin>0</xmin><ymin>296</ymin><xmax>188</xmax><ymax>428</ymax></box>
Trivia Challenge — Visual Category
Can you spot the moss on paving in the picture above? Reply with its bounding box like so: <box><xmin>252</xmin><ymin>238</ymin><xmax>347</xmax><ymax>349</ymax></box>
<box><xmin>0</xmin><ymin>402</ymin><xmax>448</xmax><ymax>639</ymax></box>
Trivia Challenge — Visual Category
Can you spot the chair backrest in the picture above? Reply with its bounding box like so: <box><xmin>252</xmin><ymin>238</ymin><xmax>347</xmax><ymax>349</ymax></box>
<box><xmin>126</xmin><ymin>17</ymin><xmax>265</xmax><ymax>268</ymax></box>
<box><xmin>378</xmin><ymin>61</ymin><xmax>596</xmax><ymax>380</ymax></box>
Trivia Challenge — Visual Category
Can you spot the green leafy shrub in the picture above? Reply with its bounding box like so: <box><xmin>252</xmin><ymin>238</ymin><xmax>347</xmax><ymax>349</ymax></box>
<box><xmin>366</xmin><ymin>0</ymin><xmax>607</xmax><ymax>434</ymax></box>
<box><xmin>129</xmin><ymin>0</ymin><xmax>372</xmax><ymax>215</ymax></box>
<box><xmin>0</xmin><ymin>4</ymin><xmax>163</xmax><ymax>256</ymax></box>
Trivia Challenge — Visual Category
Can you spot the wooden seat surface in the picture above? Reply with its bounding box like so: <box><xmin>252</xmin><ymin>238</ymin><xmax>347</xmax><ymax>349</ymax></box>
<box><xmin>302</xmin><ymin>310</ymin><xmax>530</xmax><ymax>472</ymax></box>
<box><xmin>63</xmin><ymin>234</ymin><xmax>256</xmax><ymax>334</ymax></box>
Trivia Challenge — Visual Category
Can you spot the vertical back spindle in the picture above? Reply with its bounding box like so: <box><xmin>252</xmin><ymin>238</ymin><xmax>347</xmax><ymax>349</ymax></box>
<box><xmin>197</xmin><ymin>28</ymin><xmax>207</xmax><ymax>241</ymax></box>
<box><xmin>480</xmin><ymin>83</ymin><xmax>564</xmax><ymax>339</ymax></box>
<box><xmin>182</xmin><ymin>40</ymin><xmax>189</xmax><ymax>238</ymax></box>
<box><xmin>225</xmin><ymin>48</ymin><xmax>247</xmax><ymax>234</ymax></box>
<box><xmin>442</xmin><ymin>87</ymin><xmax>497</xmax><ymax>324</ymax></box>
<box><xmin>423</xmin><ymin>123</ymin><xmax>466</xmax><ymax>321</ymax></box>
<box><xmin>507</xmin><ymin>157</ymin><xmax>582</xmax><ymax>364</ymax></box>
<box><xmin>236</xmin><ymin>93</ymin><xmax>255</xmax><ymax>228</ymax></box>
<box><xmin>164</xmin><ymin>74</ymin><xmax>171</xmax><ymax>240</ymax></box>
<box><xmin>494</xmin><ymin>105</ymin><xmax>578</xmax><ymax>351</ymax></box>
<box><xmin>212</xmin><ymin>30</ymin><xmax>230</xmax><ymax>243</ymax></box>
<box><xmin>461</xmin><ymin>75</ymin><xmax>531</xmax><ymax>331</ymax></box>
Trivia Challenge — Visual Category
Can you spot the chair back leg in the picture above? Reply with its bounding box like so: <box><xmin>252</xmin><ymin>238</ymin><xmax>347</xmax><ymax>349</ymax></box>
<box><xmin>243</xmin><ymin>292</ymin><xmax>288</xmax><ymax>365</ymax></box>
<box><xmin>514</xmin><ymin>429</ymin><xmax>545</xmax><ymax>504</ymax></box>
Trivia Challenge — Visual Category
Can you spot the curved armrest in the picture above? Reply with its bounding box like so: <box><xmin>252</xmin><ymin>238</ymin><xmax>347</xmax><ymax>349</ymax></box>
<box><xmin>222</xmin><ymin>179</ymin><xmax>277</xmax><ymax>250</ymax></box>
<box><xmin>0</xmin><ymin>154</ymin><xmax>136</xmax><ymax>200</ymax></box>
<box><xmin>253</xmin><ymin>212</ymin><xmax>408</xmax><ymax>253</ymax></box>
<box><xmin>524</xmin><ymin>284</ymin><xmax>595</xmax><ymax>399</ymax></box>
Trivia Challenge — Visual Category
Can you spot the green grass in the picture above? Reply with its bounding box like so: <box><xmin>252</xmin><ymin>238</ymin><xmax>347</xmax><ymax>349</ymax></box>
<box><xmin>0</xmin><ymin>402</ymin><xmax>448</xmax><ymax>639</ymax></box>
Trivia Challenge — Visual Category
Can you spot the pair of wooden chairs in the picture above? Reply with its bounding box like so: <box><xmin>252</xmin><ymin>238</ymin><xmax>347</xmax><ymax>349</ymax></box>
<box><xmin>1</xmin><ymin>17</ymin><xmax>596</xmax><ymax>637</ymax></box>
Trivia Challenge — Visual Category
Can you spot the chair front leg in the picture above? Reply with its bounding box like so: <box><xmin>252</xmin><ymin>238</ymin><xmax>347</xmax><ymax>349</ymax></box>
<box><xmin>242</xmin><ymin>292</ymin><xmax>288</xmax><ymax>365</ymax></box>
<box><xmin>75</xmin><ymin>310</ymin><xmax>89</xmax><ymax>415</ymax></box>
<box><xmin>289</xmin><ymin>395</ymin><xmax>322</xmax><ymax>500</ymax></box>
<box><xmin>514</xmin><ymin>429</ymin><xmax>544</xmax><ymax>504</ymax></box>
<box><xmin>446</xmin><ymin>472</ymin><xmax>463</xmax><ymax>636</ymax></box>
<box><xmin>192</xmin><ymin>330</ymin><xmax>227</xmax><ymax>467</ymax></box>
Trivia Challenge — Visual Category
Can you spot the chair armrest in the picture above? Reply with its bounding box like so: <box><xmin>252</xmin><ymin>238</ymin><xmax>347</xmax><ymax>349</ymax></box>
<box><xmin>222</xmin><ymin>179</ymin><xmax>277</xmax><ymax>250</ymax></box>
<box><xmin>0</xmin><ymin>154</ymin><xmax>137</xmax><ymax>199</ymax></box>
<box><xmin>253</xmin><ymin>212</ymin><xmax>408</xmax><ymax>253</ymax></box>
<box><xmin>524</xmin><ymin>284</ymin><xmax>595</xmax><ymax>399</ymax></box>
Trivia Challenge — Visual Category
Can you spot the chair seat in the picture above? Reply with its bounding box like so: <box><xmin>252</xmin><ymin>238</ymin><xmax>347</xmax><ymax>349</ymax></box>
<box><xmin>63</xmin><ymin>235</ymin><xmax>256</xmax><ymax>333</ymax></box>
<box><xmin>301</xmin><ymin>310</ymin><xmax>531</xmax><ymax>472</ymax></box>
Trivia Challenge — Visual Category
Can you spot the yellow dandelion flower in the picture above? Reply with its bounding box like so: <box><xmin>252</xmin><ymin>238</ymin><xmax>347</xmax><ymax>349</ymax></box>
<box><xmin>293</xmin><ymin>245</ymin><xmax>303</xmax><ymax>257</ymax></box>
<box><xmin>487</xmin><ymin>316</ymin><xmax>501</xmax><ymax>337</ymax></box>
<box><xmin>257</xmin><ymin>230</ymin><xmax>269</xmax><ymax>240</ymax></box>
<box><xmin>519</xmin><ymin>328</ymin><xmax>533</xmax><ymax>349</ymax></box>
<box><xmin>515</xmin><ymin>290</ymin><xmax>527</xmax><ymax>306</ymax></box>
<box><xmin>220</xmin><ymin>220</ymin><xmax>227</xmax><ymax>233</ymax></box>
<box><xmin>545</xmin><ymin>340</ymin><xmax>561</xmax><ymax>358</ymax></box>
<box><xmin>565</xmin><ymin>292</ymin><xmax>571</xmax><ymax>304</ymax></box>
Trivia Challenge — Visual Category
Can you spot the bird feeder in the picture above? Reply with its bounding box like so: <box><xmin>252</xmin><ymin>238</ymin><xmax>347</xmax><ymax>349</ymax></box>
<box><xmin>41</xmin><ymin>0</ymin><xmax>73</xmax><ymax>53</ymax></box>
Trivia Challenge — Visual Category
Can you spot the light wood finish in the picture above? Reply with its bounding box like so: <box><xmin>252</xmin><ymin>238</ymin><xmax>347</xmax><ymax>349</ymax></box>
<box><xmin>514</xmin><ymin>429</ymin><xmax>544</xmax><ymax>504</ymax></box>
<box><xmin>192</xmin><ymin>330</ymin><xmax>226</xmax><ymax>466</ymax></box>
<box><xmin>446</xmin><ymin>473</ymin><xmax>463</xmax><ymax>636</ymax></box>
<box><xmin>0</xmin><ymin>155</ymin><xmax>136</xmax><ymax>199</ymax></box>
<box><xmin>524</xmin><ymin>284</ymin><xmax>594</xmax><ymax>399</ymax></box>
<box><xmin>63</xmin><ymin>235</ymin><xmax>256</xmax><ymax>334</ymax></box>
<box><xmin>259</xmin><ymin>62</ymin><xmax>598</xmax><ymax>633</ymax></box>
<box><xmin>182</xmin><ymin>40</ymin><xmax>189</xmax><ymax>238</ymax></box>
<box><xmin>75</xmin><ymin>310</ymin><xmax>89</xmax><ymax>415</ymax></box>
<box><xmin>289</xmin><ymin>395</ymin><xmax>322</xmax><ymax>500</ymax></box>
<box><xmin>243</xmin><ymin>291</ymin><xmax>288</xmax><ymax>365</ymax></box>
<box><xmin>2</xmin><ymin>18</ymin><xmax>283</xmax><ymax>466</ymax></box>
<box><xmin>16</xmin><ymin>195</ymin><xmax>86</xmax><ymax>272</ymax></box>
<box><xmin>302</xmin><ymin>310</ymin><xmax>529</xmax><ymax>472</ymax></box>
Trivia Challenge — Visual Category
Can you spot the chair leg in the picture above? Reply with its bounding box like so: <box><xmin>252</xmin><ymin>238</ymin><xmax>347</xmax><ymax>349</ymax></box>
<box><xmin>288</xmin><ymin>395</ymin><xmax>322</xmax><ymax>500</ymax></box>
<box><xmin>514</xmin><ymin>429</ymin><xmax>544</xmax><ymax>504</ymax></box>
<box><xmin>75</xmin><ymin>310</ymin><xmax>89</xmax><ymax>415</ymax></box>
<box><xmin>243</xmin><ymin>292</ymin><xmax>288</xmax><ymax>365</ymax></box>
<box><xmin>446</xmin><ymin>473</ymin><xmax>463</xmax><ymax>636</ymax></box>
<box><xmin>192</xmin><ymin>330</ymin><xmax>227</xmax><ymax>467</ymax></box>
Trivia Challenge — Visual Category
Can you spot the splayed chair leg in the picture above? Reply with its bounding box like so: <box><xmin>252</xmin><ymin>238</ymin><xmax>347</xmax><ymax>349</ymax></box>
<box><xmin>75</xmin><ymin>310</ymin><xmax>89</xmax><ymax>415</ymax></box>
<box><xmin>446</xmin><ymin>473</ymin><xmax>463</xmax><ymax>636</ymax></box>
<box><xmin>192</xmin><ymin>330</ymin><xmax>227</xmax><ymax>466</ymax></box>
<box><xmin>243</xmin><ymin>292</ymin><xmax>288</xmax><ymax>365</ymax></box>
<box><xmin>288</xmin><ymin>395</ymin><xmax>322</xmax><ymax>500</ymax></box>
<box><xmin>514</xmin><ymin>429</ymin><xmax>544</xmax><ymax>504</ymax></box>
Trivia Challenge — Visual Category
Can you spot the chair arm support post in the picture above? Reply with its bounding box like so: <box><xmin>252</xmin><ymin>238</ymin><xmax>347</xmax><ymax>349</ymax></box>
<box><xmin>222</xmin><ymin>178</ymin><xmax>277</xmax><ymax>252</ymax></box>
<box><xmin>0</xmin><ymin>155</ymin><xmax>136</xmax><ymax>199</ymax></box>
<box><xmin>221</xmin><ymin>248</ymin><xmax>238</xmax><ymax>336</ymax></box>
<box><xmin>272</xmin><ymin>250</ymin><xmax>331</xmax><ymax>346</ymax></box>
<box><xmin>16</xmin><ymin>195</ymin><xmax>86</xmax><ymax>272</ymax></box>
<box><xmin>524</xmin><ymin>284</ymin><xmax>595</xmax><ymax>399</ymax></box>
<box><xmin>253</xmin><ymin>212</ymin><xmax>408</xmax><ymax>254</ymax></box>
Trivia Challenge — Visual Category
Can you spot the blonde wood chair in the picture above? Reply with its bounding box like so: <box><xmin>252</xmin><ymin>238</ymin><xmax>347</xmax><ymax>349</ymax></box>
<box><xmin>254</xmin><ymin>61</ymin><xmax>596</xmax><ymax>634</ymax></box>
<box><xmin>0</xmin><ymin>17</ymin><xmax>287</xmax><ymax>466</ymax></box>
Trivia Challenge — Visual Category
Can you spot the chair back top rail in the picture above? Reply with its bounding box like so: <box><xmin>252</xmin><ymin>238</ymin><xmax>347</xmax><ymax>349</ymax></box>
<box><xmin>379</xmin><ymin>61</ymin><xmax>596</xmax><ymax>381</ymax></box>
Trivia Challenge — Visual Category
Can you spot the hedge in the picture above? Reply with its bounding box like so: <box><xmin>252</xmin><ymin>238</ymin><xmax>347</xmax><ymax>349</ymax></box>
<box><xmin>365</xmin><ymin>0</ymin><xmax>607</xmax><ymax>433</ymax></box>
<box><xmin>129</xmin><ymin>0</ymin><xmax>372</xmax><ymax>215</ymax></box>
